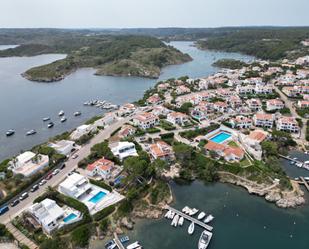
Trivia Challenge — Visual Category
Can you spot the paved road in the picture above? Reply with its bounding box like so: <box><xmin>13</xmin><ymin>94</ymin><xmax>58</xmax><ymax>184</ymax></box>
<box><xmin>0</xmin><ymin>115</ymin><xmax>132</xmax><ymax>225</ymax></box>
<box><xmin>274</xmin><ymin>86</ymin><xmax>307</xmax><ymax>142</ymax></box>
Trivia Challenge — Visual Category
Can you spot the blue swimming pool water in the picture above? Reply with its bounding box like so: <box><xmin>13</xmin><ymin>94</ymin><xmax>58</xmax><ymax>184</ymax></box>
<box><xmin>210</xmin><ymin>132</ymin><xmax>231</xmax><ymax>143</ymax></box>
<box><xmin>88</xmin><ymin>191</ymin><xmax>106</xmax><ymax>204</ymax></box>
<box><xmin>63</xmin><ymin>213</ymin><xmax>77</xmax><ymax>223</ymax></box>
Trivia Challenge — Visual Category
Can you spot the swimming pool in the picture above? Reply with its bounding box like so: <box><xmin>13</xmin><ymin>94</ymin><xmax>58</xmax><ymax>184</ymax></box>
<box><xmin>88</xmin><ymin>191</ymin><xmax>106</xmax><ymax>204</ymax></box>
<box><xmin>210</xmin><ymin>132</ymin><xmax>231</xmax><ymax>143</ymax></box>
<box><xmin>63</xmin><ymin>213</ymin><xmax>77</xmax><ymax>223</ymax></box>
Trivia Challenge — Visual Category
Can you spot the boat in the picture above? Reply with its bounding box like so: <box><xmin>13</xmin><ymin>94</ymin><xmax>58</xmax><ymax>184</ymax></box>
<box><xmin>169</xmin><ymin>211</ymin><xmax>175</xmax><ymax>219</ymax></box>
<box><xmin>182</xmin><ymin>206</ymin><xmax>189</xmax><ymax>213</ymax></box>
<box><xmin>127</xmin><ymin>241</ymin><xmax>141</xmax><ymax>249</ymax></box>
<box><xmin>189</xmin><ymin>208</ymin><xmax>199</xmax><ymax>216</ymax></box>
<box><xmin>304</xmin><ymin>177</ymin><xmax>309</xmax><ymax>181</ymax></box>
<box><xmin>26</xmin><ymin>129</ymin><xmax>36</xmax><ymax>136</ymax></box>
<box><xmin>204</xmin><ymin>214</ymin><xmax>215</xmax><ymax>224</ymax></box>
<box><xmin>165</xmin><ymin>210</ymin><xmax>171</xmax><ymax>218</ymax></box>
<box><xmin>296</xmin><ymin>162</ymin><xmax>303</xmax><ymax>168</ymax></box>
<box><xmin>47</xmin><ymin>122</ymin><xmax>54</xmax><ymax>128</ymax></box>
<box><xmin>105</xmin><ymin>240</ymin><xmax>117</xmax><ymax>249</ymax></box>
<box><xmin>74</xmin><ymin>111</ymin><xmax>81</xmax><ymax>116</ymax></box>
<box><xmin>198</xmin><ymin>212</ymin><xmax>206</xmax><ymax>220</ymax></box>
<box><xmin>178</xmin><ymin>216</ymin><xmax>184</xmax><ymax>226</ymax></box>
<box><xmin>42</xmin><ymin>117</ymin><xmax>50</xmax><ymax>122</ymax></box>
<box><xmin>58</xmin><ymin>110</ymin><xmax>65</xmax><ymax>116</ymax></box>
<box><xmin>171</xmin><ymin>214</ymin><xmax>179</xmax><ymax>227</ymax></box>
<box><xmin>188</xmin><ymin>222</ymin><xmax>195</xmax><ymax>235</ymax></box>
<box><xmin>60</xmin><ymin>116</ymin><xmax>67</xmax><ymax>122</ymax></box>
<box><xmin>198</xmin><ymin>230</ymin><xmax>213</xmax><ymax>249</ymax></box>
<box><xmin>6</xmin><ymin>129</ymin><xmax>15</xmax><ymax>136</ymax></box>
<box><xmin>120</xmin><ymin>236</ymin><xmax>130</xmax><ymax>243</ymax></box>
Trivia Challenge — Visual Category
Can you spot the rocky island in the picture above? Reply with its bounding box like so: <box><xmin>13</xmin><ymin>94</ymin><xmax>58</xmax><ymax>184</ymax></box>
<box><xmin>0</xmin><ymin>35</ymin><xmax>192</xmax><ymax>82</ymax></box>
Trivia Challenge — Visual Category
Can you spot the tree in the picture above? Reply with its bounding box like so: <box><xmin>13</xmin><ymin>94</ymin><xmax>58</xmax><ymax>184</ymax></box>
<box><xmin>151</xmin><ymin>159</ymin><xmax>167</xmax><ymax>176</ymax></box>
<box><xmin>71</xmin><ymin>224</ymin><xmax>91</xmax><ymax>248</ymax></box>
<box><xmin>261</xmin><ymin>141</ymin><xmax>278</xmax><ymax>157</ymax></box>
<box><xmin>178</xmin><ymin>102</ymin><xmax>193</xmax><ymax>114</ymax></box>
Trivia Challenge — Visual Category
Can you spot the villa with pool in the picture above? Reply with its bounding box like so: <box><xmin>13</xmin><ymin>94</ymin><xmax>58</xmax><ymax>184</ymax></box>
<box><xmin>28</xmin><ymin>198</ymin><xmax>82</xmax><ymax>234</ymax></box>
<box><xmin>58</xmin><ymin>173</ymin><xmax>124</xmax><ymax>215</ymax></box>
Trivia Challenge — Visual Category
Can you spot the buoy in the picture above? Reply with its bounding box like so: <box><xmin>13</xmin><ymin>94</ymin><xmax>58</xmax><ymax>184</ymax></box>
<box><xmin>264</xmin><ymin>226</ymin><xmax>266</xmax><ymax>229</ymax></box>
<box><xmin>290</xmin><ymin>234</ymin><xmax>293</xmax><ymax>238</ymax></box>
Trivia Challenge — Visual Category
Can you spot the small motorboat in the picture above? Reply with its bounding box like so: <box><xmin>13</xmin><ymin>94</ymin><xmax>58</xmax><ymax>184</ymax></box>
<box><xmin>6</xmin><ymin>129</ymin><xmax>15</xmax><ymax>136</ymax></box>
<box><xmin>296</xmin><ymin>162</ymin><xmax>303</xmax><ymax>168</ymax></box>
<box><xmin>198</xmin><ymin>230</ymin><xmax>213</xmax><ymax>249</ymax></box>
<box><xmin>189</xmin><ymin>208</ymin><xmax>199</xmax><ymax>216</ymax></box>
<box><xmin>165</xmin><ymin>210</ymin><xmax>171</xmax><ymax>218</ymax></box>
<box><xmin>127</xmin><ymin>241</ymin><xmax>141</xmax><ymax>249</ymax></box>
<box><xmin>198</xmin><ymin>212</ymin><xmax>206</xmax><ymax>220</ymax></box>
<box><xmin>204</xmin><ymin>214</ymin><xmax>215</xmax><ymax>224</ymax></box>
<box><xmin>188</xmin><ymin>222</ymin><xmax>195</xmax><ymax>235</ymax></box>
<box><xmin>169</xmin><ymin>211</ymin><xmax>175</xmax><ymax>219</ymax></box>
<box><xmin>120</xmin><ymin>236</ymin><xmax>130</xmax><ymax>243</ymax></box>
<box><xmin>60</xmin><ymin>116</ymin><xmax>67</xmax><ymax>122</ymax></box>
<box><xmin>171</xmin><ymin>214</ymin><xmax>179</xmax><ymax>227</ymax></box>
<box><xmin>178</xmin><ymin>216</ymin><xmax>184</xmax><ymax>226</ymax></box>
<box><xmin>182</xmin><ymin>206</ymin><xmax>189</xmax><ymax>213</ymax></box>
<box><xmin>58</xmin><ymin>110</ymin><xmax>65</xmax><ymax>116</ymax></box>
<box><xmin>47</xmin><ymin>122</ymin><xmax>54</xmax><ymax>128</ymax></box>
<box><xmin>74</xmin><ymin>111</ymin><xmax>81</xmax><ymax>116</ymax></box>
<box><xmin>42</xmin><ymin>117</ymin><xmax>50</xmax><ymax>122</ymax></box>
<box><xmin>26</xmin><ymin>129</ymin><xmax>36</xmax><ymax>136</ymax></box>
<box><xmin>304</xmin><ymin>177</ymin><xmax>309</xmax><ymax>181</ymax></box>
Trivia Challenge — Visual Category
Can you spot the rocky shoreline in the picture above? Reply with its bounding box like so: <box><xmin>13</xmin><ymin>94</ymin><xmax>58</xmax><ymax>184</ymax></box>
<box><xmin>218</xmin><ymin>171</ymin><xmax>306</xmax><ymax>208</ymax></box>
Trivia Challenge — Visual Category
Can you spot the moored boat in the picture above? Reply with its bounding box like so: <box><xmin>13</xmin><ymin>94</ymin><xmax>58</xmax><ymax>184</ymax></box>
<box><xmin>198</xmin><ymin>212</ymin><xmax>206</xmax><ymax>220</ymax></box>
<box><xmin>74</xmin><ymin>111</ymin><xmax>81</xmax><ymax>116</ymax></box>
<box><xmin>6</xmin><ymin>129</ymin><xmax>15</xmax><ymax>136</ymax></box>
<box><xmin>188</xmin><ymin>222</ymin><xmax>195</xmax><ymax>235</ymax></box>
<box><xmin>171</xmin><ymin>214</ymin><xmax>179</xmax><ymax>227</ymax></box>
<box><xmin>204</xmin><ymin>214</ymin><xmax>215</xmax><ymax>224</ymax></box>
<box><xmin>58</xmin><ymin>110</ymin><xmax>65</xmax><ymax>116</ymax></box>
<box><xmin>26</xmin><ymin>129</ymin><xmax>36</xmax><ymax>136</ymax></box>
<box><xmin>178</xmin><ymin>216</ymin><xmax>184</xmax><ymax>226</ymax></box>
<box><xmin>165</xmin><ymin>210</ymin><xmax>171</xmax><ymax>218</ymax></box>
<box><xmin>189</xmin><ymin>208</ymin><xmax>199</xmax><ymax>216</ymax></box>
<box><xmin>198</xmin><ymin>230</ymin><xmax>213</xmax><ymax>249</ymax></box>
<box><xmin>42</xmin><ymin>117</ymin><xmax>50</xmax><ymax>122</ymax></box>
<box><xmin>60</xmin><ymin>116</ymin><xmax>67</xmax><ymax>122</ymax></box>
<box><xmin>47</xmin><ymin>122</ymin><xmax>54</xmax><ymax>128</ymax></box>
<box><xmin>127</xmin><ymin>241</ymin><xmax>141</xmax><ymax>249</ymax></box>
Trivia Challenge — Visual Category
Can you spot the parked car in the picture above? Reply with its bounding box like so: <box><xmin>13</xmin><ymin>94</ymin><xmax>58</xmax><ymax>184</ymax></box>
<box><xmin>19</xmin><ymin>192</ymin><xmax>29</xmax><ymax>201</ymax></box>
<box><xmin>60</xmin><ymin>163</ymin><xmax>66</xmax><ymax>170</ymax></box>
<box><xmin>30</xmin><ymin>184</ymin><xmax>39</xmax><ymax>192</ymax></box>
<box><xmin>10</xmin><ymin>199</ymin><xmax>20</xmax><ymax>207</ymax></box>
<box><xmin>39</xmin><ymin>179</ymin><xmax>47</xmax><ymax>186</ymax></box>
<box><xmin>0</xmin><ymin>206</ymin><xmax>9</xmax><ymax>215</ymax></box>
<box><xmin>52</xmin><ymin>169</ymin><xmax>60</xmax><ymax>175</ymax></box>
<box><xmin>72</xmin><ymin>154</ymin><xmax>79</xmax><ymax>159</ymax></box>
<box><xmin>45</xmin><ymin>174</ymin><xmax>53</xmax><ymax>180</ymax></box>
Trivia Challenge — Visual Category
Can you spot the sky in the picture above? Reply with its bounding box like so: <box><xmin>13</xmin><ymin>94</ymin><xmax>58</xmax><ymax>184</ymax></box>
<box><xmin>1</xmin><ymin>0</ymin><xmax>309</xmax><ymax>28</ymax></box>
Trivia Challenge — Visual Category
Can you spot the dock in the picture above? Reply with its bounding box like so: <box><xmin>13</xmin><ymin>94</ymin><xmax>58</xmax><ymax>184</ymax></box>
<box><xmin>164</xmin><ymin>205</ymin><xmax>213</xmax><ymax>231</ymax></box>
<box><xmin>113</xmin><ymin>232</ymin><xmax>125</xmax><ymax>249</ymax></box>
<box><xmin>279</xmin><ymin>154</ymin><xmax>303</xmax><ymax>164</ymax></box>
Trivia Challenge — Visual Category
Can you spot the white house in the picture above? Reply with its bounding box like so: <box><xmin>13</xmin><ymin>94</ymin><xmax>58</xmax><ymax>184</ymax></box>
<box><xmin>167</xmin><ymin>112</ymin><xmax>190</xmax><ymax>126</ymax></box>
<box><xmin>253</xmin><ymin>113</ymin><xmax>274</xmax><ymax>128</ymax></box>
<box><xmin>48</xmin><ymin>140</ymin><xmax>75</xmax><ymax>156</ymax></box>
<box><xmin>276</xmin><ymin>116</ymin><xmax>299</xmax><ymax>133</ymax></box>
<box><xmin>9</xmin><ymin>151</ymin><xmax>49</xmax><ymax>177</ymax></box>
<box><xmin>230</xmin><ymin>116</ymin><xmax>252</xmax><ymax>129</ymax></box>
<box><xmin>70</xmin><ymin>124</ymin><xmax>95</xmax><ymax>140</ymax></box>
<box><xmin>266</xmin><ymin>99</ymin><xmax>285</xmax><ymax>111</ymax></box>
<box><xmin>86</xmin><ymin>158</ymin><xmax>115</xmax><ymax>180</ymax></box>
<box><xmin>110</xmin><ymin>142</ymin><xmax>138</xmax><ymax>161</ymax></box>
<box><xmin>133</xmin><ymin>112</ymin><xmax>159</xmax><ymax>129</ymax></box>
<box><xmin>28</xmin><ymin>198</ymin><xmax>81</xmax><ymax>234</ymax></box>
<box><xmin>94</xmin><ymin>113</ymin><xmax>117</xmax><ymax>127</ymax></box>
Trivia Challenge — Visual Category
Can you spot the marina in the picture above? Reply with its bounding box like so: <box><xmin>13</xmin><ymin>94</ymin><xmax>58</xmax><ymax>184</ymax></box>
<box><xmin>164</xmin><ymin>205</ymin><xmax>213</xmax><ymax>231</ymax></box>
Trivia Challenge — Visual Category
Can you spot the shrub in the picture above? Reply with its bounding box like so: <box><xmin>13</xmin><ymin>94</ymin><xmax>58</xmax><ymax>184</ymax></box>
<box><xmin>93</xmin><ymin>205</ymin><xmax>115</xmax><ymax>221</ymax></box>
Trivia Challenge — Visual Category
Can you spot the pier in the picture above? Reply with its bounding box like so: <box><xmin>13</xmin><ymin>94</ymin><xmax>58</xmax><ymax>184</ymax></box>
<box><xmin>299</xmin><ymin>177</ymin><xmax>309</xmax><ymax>192</ymax></box>
<box><xmin>279</xmin><ymin>154</ymin><xmax>303</xmax><ymax>164</ymax></box>
<box><xmin>164</xmin><ymin>205</ymin><xmax>213</xmax><ymax>231</ymax></box>
<box><xmin>113</xmin><ymin>232</ymin><xmax>125</xmax><ymax>249</ymax></box>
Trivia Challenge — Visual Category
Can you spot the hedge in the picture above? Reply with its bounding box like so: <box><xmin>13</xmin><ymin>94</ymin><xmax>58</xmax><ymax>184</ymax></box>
<box><xmin>93</xmin><ymin>205</ymin><xmax>115</xmax><ymax>221</ymax></box>
<box><xmin>89</xmin><ymin>179</ymin><xmax>112</xmax><ymax>192</ymax></box>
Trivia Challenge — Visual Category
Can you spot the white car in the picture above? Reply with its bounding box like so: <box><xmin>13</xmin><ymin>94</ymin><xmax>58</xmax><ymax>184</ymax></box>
<box><xmin>52</xmin><ymin>169</ymin><xmax>60</xmax><ymax>175</ymax></box>
<box><xmin>72</xmin><ymin>154</ymin><xmax>79</xmax><ymax>159</ymax></box>
<box><xmin>39</xmin><ymin>179</ymin><xmax>47</xmax><ymax>186</ymax></box>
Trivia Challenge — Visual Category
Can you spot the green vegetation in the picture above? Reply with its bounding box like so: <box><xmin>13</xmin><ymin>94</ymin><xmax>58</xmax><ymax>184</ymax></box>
<box><xmin>212</xmin><ymin>59</ymin><xmax>248</xmax><ymax>69</ymax></box>
<box><xmin>71</xmin><ymin>224</ymin><xmax>93</xmax><ymax>248</ymax></box>
<box><xmin>89</xmin><ymin>178</ymin><xmax>112</xmax><ymax>192</ymax></box>
<box><xmin>306</xmin><ymin>120</ymin><xmax>309</xmax><ymax>141</ymax></box>
<box><xmin>296</xmin><ymin>108</ymin><xmax>309</xmax><ymax>118</ymax></box>
<box><xmin>0</xmin><ymin>223</ymin><xmax>14</xmax><ymax>240</ymax></box>
<box><xmin>0</xmin><ymin>34</ymin><xmax>191</xmax><ymax>82</ymax></box>
<box><xmin>150</xmin><ymin>180</ymin><xmax>170</xmax><ymax>204</ymax></box>
<box><xmin>197</xmin><ymin>28</ymin><xmax>309</xmax><ymax>60</ymax></box>
<box><xmin>93</xmin><ymin>205</ymin><xmax>116</xmax><ymax>221</ymax></box>
<box><xmin>85</xmin><ymin>115</ymin><xmax>102</xmax><ymax>125</ymax></box>
<box><xmin>146</xmin><ymin>127</ymin><xmax>161</xmax><ymax>133</ymax></box>
<box><xmin>179</xmin><ymin>124</ymin><xmax>220</xmax><ymax>140</ymax></box>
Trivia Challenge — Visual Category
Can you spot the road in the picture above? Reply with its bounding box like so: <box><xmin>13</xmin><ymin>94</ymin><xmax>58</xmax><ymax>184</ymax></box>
<box><xmin>274</xmin><ymin>86</ymin><xmax>307</xmax><ymax>142</ymax></box>
<box><xmin>0</xmin><ymin>115</ymin><xmax>132</xmax><ymax>224</ymax></box>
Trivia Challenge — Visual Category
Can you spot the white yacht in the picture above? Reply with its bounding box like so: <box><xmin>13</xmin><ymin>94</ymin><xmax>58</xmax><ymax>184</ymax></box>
<box><xmin>74</xmin><ymin>111</ymin><xmax>81</xmax><ymax>116</ymax></box>
<box><xmin>26</xmin><ymin>129</ymin><xmax>36</xmax><ymax>136</ymax></box>
<box><xmin>178</xmin><ymin>216</ymin><xmax>184</xmax><ymax>226</ymax></box>
<box><xmin>182</xmin><ymin>206</ymin><xmax>189</xmax><ymax>213</ymax></box>
<box><xmin>6</xmin><ymin>129</ymin><xmax>15</xmax><ymax>136</ymax></box>
<box><xmin>189</xmin><ymin>208</ymin><xmax>199</xmax><ymax>216</ymax></box>
<box><xmin>60</xmin><ymin>116</ymin><xmax>67</xmax><ymax>122</ymax></box>
<box><xmin>171</xmin><ymin>214</ymin><xmax>179</xmax><ymax>227</ymax></box>
<box><xmin>204</xmin><ymin>215</ymin><xmax>215</xmax><ymax>224</ymax></box>
<box><xmin>198</xmin><ymin>230</ymin><xmax>213</xmax><ymax>249</ymax></box>
<box><xmin>58</xmin><ymin>110</ymin><xmax>65</xmax><ymax>116</ymax></box>
<box><xmin>169</xmin><ymin>211</ymin><xmax>175</xmax><ymax>219</ymax></box>
<box><xmin>42</xmin><ymin>117</ymin><xmax>50</xmax><ymax>122</ymax></box>
<box><xmin>188</xmin><ymin>222</ymin><xmax>195</xmax><ymax>235</ymax></box>
<box><xmin>127</xmin><ymin>241</ymin><xmax>142</xmax><ymax>249</ymax></box>
<box><xmin>165</xmin><ymin>210</ymin><xmax>171</xmax><ymax>218</ymax></box>
<box><xmin>198</xmin><ymin>212</ymin><xmax>206</xmax><ymax>220</ymax></box>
